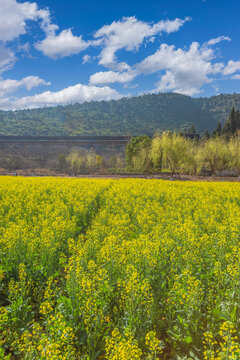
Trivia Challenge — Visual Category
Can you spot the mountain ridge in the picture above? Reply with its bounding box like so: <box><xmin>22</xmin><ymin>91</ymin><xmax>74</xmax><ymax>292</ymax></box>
<box><xmin>1</xmin><ymin>92</ymin><xmax>240</xmax><ymax>136</ymax></box>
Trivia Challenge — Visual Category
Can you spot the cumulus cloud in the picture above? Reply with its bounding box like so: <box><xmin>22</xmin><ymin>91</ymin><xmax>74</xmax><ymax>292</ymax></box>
<box><xmin>0</xmin><ymin>0</ymin><xmax>88</xmax><ymax>60</ymax></box>
<box><xmin>0</xmin><ymin>83</ymin><xmax>121</xmax><ymax>110</ymax></box>
<box><xmin>137</xmin><ymin>42</ymin><xmax>225</xmax><ymax>95</ymax></box>
<box><xmin>1</xmin><ymin>3</ymin><xmax>239</xmax><ymax>106</ymax></box>
<box><xmin>93</xmin><ymin>16</ymin><xmax>190</xmax><ymax>70</ymax></box>
<box><xmin>222</xmin><ymin>60</ymin><xmax>240</xmax><ymax>76</ymax></box>
<box><xmin>0</xmin><ymin>2</ymin><xmax>190</xmax><ymax>64</ymax></box>
<box><xmin>155</xmin><ymin>69</ymin><xmax>207</xmax><ymax>96</ymax></box>
<box><xmin>89</xmin><ymin>70</ymin><xmax>137</xmax><ymax>85</ymax></box>
<box><xmin>35</xmin><ymin>29</ymin><xmax>89</xmax><ymax>59</ymax></box>
<box><xmin>0</xmin><ymin>0</ymin><xmax>56</xmax><ymax>42</ymax></box>
<box><xmin>0</xmin><ymin>76</ymin><xmax>50</xmax><ymax>97</ymax></box>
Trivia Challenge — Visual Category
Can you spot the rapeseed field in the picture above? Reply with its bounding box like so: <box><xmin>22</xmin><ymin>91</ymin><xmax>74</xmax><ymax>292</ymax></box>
<box><xmin>1</xmin><ymin>177</ymin><xmax>240</xmax><ymax>359</ymax></box>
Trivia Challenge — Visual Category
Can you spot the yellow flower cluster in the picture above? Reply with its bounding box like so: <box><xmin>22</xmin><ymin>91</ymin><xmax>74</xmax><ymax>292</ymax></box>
<box><xmin>145</xmin><ymin>330</ymin><xmax>163</xmax><ymax>359</ymax></box>
<box><xmin>204</xmin><ymin>322</ymin><xmax>240</xmax><ymax>360</ymax></box>
<box><xmin>105</xmin><ymin>328</ymin><xmax>142</xmax><ymax>359</ymax></box>
<box><xmin>1</xmin><ymin>177</ymin><xmax>240</xmax><ymax>359</ymax></box>
<box><xmin>16</xmin><ymin>316</ymin><xmax>76</xmax><ymax>360</ymax></box>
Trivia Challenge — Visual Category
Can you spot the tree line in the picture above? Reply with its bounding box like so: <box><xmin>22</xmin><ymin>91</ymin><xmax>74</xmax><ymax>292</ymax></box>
<box><xmin>125</xmin><ymin>132</ymin><xmax>240</xmax><ymax>176</ymax></box>
<box><xmin>125</xmin><ymin>107</ymin><xmax>240</xmax><ymax>176</ymax></box>
<box><xmin>57</xmin><ymin>150</ymin><xmax>125</xmax><ymax>175</ymax></box>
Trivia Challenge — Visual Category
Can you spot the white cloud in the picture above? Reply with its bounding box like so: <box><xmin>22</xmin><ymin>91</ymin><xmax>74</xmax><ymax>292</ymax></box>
<box><xmin>155</xmin><ymin>70</ymin><xmax>206</xmax><ymax>96</ymax></box>
<box><xmin>0</xmin><ymin>0</ymin><xmax>56</xmax><ymax>42</ymax></box>
<box><xmin>151</xmin><ymin>17</ymin><xmax>191</xmax><ymax>34</ymax></box>
<box><xmin>0</xmin><ymin>0</ymin><xmax>89</xmax><ymax>60</ymax></box>
<box><xmin>222</xmin><ymin>60</ymin><xmax>240</xmax><ymax>76</ymax></box>
<box><xmin>206</xmin><ymin>36</ymin><xmax>231</xmax><ymax>46</ymax></box>
<box><xmin>82</xmin><ymin>54</ymin><xmax>92</xmax><ymax>64</ymax></box>
<box><xmin>0</xmin><ymin>83</ymin><xmax>121</xmax><ymax>110</ymax></box>
<box><xmin>17</xmin><ymin>42</ymin><xmax>30</xmax><ymax>54</ymax></box>
<box><xmin>123</xmin><ymin>83</ymin><xmax>138</xmax><ymax>89</ymax></box>
<box><xmin>1</xmin><ymin>4</ymin><xmax>238</xmax><ymax>103</ymax></box>
<box><xmin>89</xmin><ymin>70</ymin><xmax>137</xmax><ymax>85</ymax></box>
<box><xmin>35</xmin><ymin>29</ymin><xmax>89</xmax><ymax>59</ymax></box>
<box><xmin>0</xmin><ymin>76</ymin><xmax>50</xmax><ymax>97</ymax></box>
<box><xmin>137</xmin><ymin>42</ymin><xmax>224</xmax><ymax>95</ymax></box>
<box><xmin>0</xmin><ymin>45</ymin><xmax>16</xmax><ymax>73</ymax></box>
<box><xmin>137</xmin><ymin>42</ymin><xmax>217</xmax><ymax>74</ymax></box>
<box><xmin>0</xmin><ymin>0</ymin><xmax>90</xmax><ymax>60</ymax></box>
<box><xmin>232</xmin><ymin>74</ymin><xmax>240</xmax><ymax>80</ymax></box>
<box><xmin>94</xmin><ymin>16</ymin><xmax>190</xmax><ymax>70</ymax></box>
<box><xmin>136</xmin><ymin>35</ymin><xmax>240</xmax><ymax>95</ymax></box>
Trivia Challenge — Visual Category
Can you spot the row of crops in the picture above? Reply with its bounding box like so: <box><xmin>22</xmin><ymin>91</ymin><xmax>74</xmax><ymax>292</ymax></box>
<box><xmin>1</xmin><ymin>177</ymin><xmax>240</xmax><ymax>359</ymax></box>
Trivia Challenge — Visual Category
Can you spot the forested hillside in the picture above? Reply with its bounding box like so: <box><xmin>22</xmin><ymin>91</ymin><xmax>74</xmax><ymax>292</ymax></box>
<box><xmin>1</xmin><ymin>92</ymin><xmax>240</xmax><ymax>136</ymax></box>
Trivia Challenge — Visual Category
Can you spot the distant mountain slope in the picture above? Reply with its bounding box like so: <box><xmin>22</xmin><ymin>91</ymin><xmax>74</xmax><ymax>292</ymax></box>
<box><xmin>196</xmin><ymin>93</ymin><xmax>240</xmax><ymax>128</ymax></box>
<box><xmin>0</xmin><ymin>92</ymin><xmax>240</xmax><ymax>136</ymax></box>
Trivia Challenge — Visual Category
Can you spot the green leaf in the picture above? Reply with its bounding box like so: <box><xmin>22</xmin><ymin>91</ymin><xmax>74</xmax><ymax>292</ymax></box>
<box><xmin>184</xmin><ymin>335</ymin><xmax>192</xmax><ymax>344</ymax></box>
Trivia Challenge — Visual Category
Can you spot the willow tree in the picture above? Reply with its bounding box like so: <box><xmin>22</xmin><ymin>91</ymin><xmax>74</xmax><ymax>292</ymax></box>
<box><xmin>181</xmin><ymin>143</ymin><xmax>200</xmax><ymax>176</ymax></box>
<box><xmin>229</xmin><ymin>137</ymin><xmax>240</xmax><ymax>174</ymax></box>
<box><xmin>198</xmin><ymin>138</ymin><xmax>231</xmax><ymax>175</ymax></box>
<box><xmin>151</xmin><ymin>134</ymin><xmax>163</xmax><ymax>171</ymax></box>
<box><xmin>66</xmin><ymin>151</ymin><xmax>86</xmax><ymax>174</ymax></box>
<box><xmin>132</xmin><ymin>141</ymin><xmax>153</xmax><ymax>174</ymax></box>
<box><xmin>160</xmin><ymin>132</ymin><xmax>190</xmax><ymax>175</ymax></box>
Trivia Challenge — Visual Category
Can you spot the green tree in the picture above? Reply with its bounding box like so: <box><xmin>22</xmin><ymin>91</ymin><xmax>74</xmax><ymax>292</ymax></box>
<box><xmin>116</xmin><ymin>156</ymin><xmax>124</xmax><ymax>169</ymax></box>
<box><xmin>109</xmin><ymin>155</ymin><xmax>117</xmax><ymax>169</ymax></box>
<box><xmin>203</xmin><ymin>129</ymin><xmax>211</xmax><ymax>140</ymax></box>
<box><xmin>222</xmin><ymin>106</ymin><xmax>237</xmax><ymax>135</ymax></box>
<box><xmin>86</xmin><ymin>150</ymin><xmax>97</xmax><ymax>171</ymax></box>
<box><xmin>229</xmin><ymin>137</ymin><xmax>240</xmax><ymax>174</ymax></box>
<box><xmin>212</xmin><ymin>121</ymin><xmax>222</xmax><ymax>137</ymax></box>
<box><xmin>187</xmin><ymin>124</ymin><xmax>196</xmax><ymax>134</ymax></box>
<box><xmin>160</xmin><ymin>131</ymin><xmax>189</xmax><ymax>176</ymax></box>
<box><xmin>95</xmin><ymin>155</ymin><xmax>103</xmax><ymax>170</ymax></box>
<box><xmin>66</xmin><ymin>151</ymin><xmax>86</xmax><ymax>174</ymax></box>
<box><xmin>181</xmin><ymin>143</ymin><xmax>200</xmax><ymax>175</ymax></box>
<box><xmin>151</xmin><ymin>135</ymin><xmax>163</xmax><ymax>171</ymax></box>
<box><xmin>132</xmin><ymin>144</ymin><xmax>153</xmax><ymax>174</ymax></box>
<box><xmin>57</xmin><ymin>154</ymin><xmax>67</xmax><ymax>172</ymax></box>
<box><xmin>236</xmin><ymin>110</ymin><xmax>240</xmax><ymax>130</ymax></box>
<box><xmin>198</xmin><ymin>138</ymin><xmax>231</xmax><ymax>175</ymax></box>
<box><xmin>125</xmin><ymin>135</ymin><xmax>151</xmax><ymax>170</ymax></box>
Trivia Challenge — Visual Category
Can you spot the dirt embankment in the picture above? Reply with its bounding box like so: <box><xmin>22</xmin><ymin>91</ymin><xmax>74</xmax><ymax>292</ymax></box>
<box><xmin>1</xmin><ymin>169</ymin><xmax>240</xmax><ymax>182</ymax></box>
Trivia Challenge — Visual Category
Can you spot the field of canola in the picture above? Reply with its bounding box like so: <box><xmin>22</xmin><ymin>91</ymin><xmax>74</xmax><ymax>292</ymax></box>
<box><xmin>1</xmin><ymin>177</ymin><xmax>240</xmax><ymax>359</ymax></box>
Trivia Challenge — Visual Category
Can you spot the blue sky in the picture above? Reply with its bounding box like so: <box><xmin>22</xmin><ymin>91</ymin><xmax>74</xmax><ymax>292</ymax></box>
<box><xmin>0</xmin><ymin>0</ymin><xmax>240</xmax><ymax>109</ymax></box>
